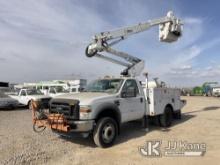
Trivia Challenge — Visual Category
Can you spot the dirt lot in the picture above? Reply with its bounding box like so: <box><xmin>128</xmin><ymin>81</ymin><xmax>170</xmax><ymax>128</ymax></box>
<box><xmin>0</xmin><ymin>96</ymin><xmax>220</xmax><ymax>165</ymax></box>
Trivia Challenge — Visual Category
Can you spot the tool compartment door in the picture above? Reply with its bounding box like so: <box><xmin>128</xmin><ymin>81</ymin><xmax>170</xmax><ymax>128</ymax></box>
<box><xmin>148</xmin><ymin>88</ymin><xmax>164</xmax><ymax>116</ymax></box>
<box><xmin>147</xmin><ymin>88</ymin><xmax>180</xmax><ymax>116</ymax></box>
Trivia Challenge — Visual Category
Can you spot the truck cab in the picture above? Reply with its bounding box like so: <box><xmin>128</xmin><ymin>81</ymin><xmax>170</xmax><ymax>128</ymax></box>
<box><xmin>47</xmin><ymin>77</ymin><xmax>145</xmax><ymax>147</ymax></box>
<box><xmin>47</xmin><ymin>87</ymin><xmax>69</xmax><ymax>97</ymax></box>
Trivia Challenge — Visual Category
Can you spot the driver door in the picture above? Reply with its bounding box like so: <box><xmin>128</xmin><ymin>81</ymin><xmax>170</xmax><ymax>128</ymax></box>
<box><xmin>20</xmin><ymin>90</ymin><xmax>28</xmax><ymax>105</ymax></box>
<box><xmin>119</xmin><ymin>79</ymin><xmax>145</xmax><ymax>122</ymax></box>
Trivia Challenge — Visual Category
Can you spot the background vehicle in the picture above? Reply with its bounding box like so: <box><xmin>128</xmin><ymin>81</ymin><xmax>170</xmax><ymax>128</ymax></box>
<box><xmin>47</xmin><ymin>87</ymin><xmax>69</xmax><ymax>97</ymax></box>
<box><xmin>202</xmin><ymin>82</ymin><xmax>218</xmax><ymax>96</ymax></box>
<box><xmin>9</xmin><ymin>89</ymin><xmax>51</xmax><ymax>109</ymax></box>
<box><xmin>212</xmin><ymin>87</ymin><xmax>220</xmax><ymax>97</ymax></box>
<box><xmin>34</xmin><ymin>79</ymin><xmax>87</xmax><ymax>95</ymax></box>
<box><xmin>0</xmin><ymin>92</ymin><xmax>19</xmax><ymax>109</ymax></box>
<box><xmin>191</xmin><ymin>82</ymin><xmax>218</xmax><ymax>96</ymax></box>
<box><xmin>192</xmin><ymin>86</ymin><xmax>203</xmax><ymax>96</ymax></box>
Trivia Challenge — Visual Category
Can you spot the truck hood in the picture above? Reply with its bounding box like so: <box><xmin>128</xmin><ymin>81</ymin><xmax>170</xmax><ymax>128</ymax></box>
<box><xmin>28</xmin><ymin>95</ymin><xmax>51</xmax><ymax>100</ymax></box>
<box><xmin>54</xmin><ymin>92</ymin><xmax>113</xmax><ymax>105</ymax></box>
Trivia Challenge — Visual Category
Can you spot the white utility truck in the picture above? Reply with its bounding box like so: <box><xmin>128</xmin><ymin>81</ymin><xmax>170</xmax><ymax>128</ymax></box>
<box><xmin>9</xmin><ymin>89</ymin><xmax>51</xmax><ymax>109</ymax></box>
<box><xmin>212</xmin><ymin>87</ymin><xmax>220</xmax><ymax>97</ymax></box>
<box><xmin>32</xmin><ymin>11</ymin><xmax>185</xmax><ymax>148</ymax></box>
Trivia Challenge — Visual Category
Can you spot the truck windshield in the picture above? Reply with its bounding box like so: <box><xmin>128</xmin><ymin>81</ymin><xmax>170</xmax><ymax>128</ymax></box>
<box><xmin>27</xmin><ymin>89</ymin><xmax>43</xmax><ymax>95</ymax></box>
<box><xmin>86</xmin><ymin>79</ymin><xmax>123</xmax><ymax>93</ymax></box>
<box><xmin>54</xmin><ymin>86</ymin><xmax>69</xmax><ymax>93</ymax></box>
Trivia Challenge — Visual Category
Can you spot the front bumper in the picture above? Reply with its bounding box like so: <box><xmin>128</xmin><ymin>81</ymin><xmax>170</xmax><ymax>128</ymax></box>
<box><xmin>213</xmin><ymin>92</ymin><xmax>220</xmax><ymax>97</ymax></box>
<box><xmin>69</xmin><ymin>120</ymin><xmax>95</xmax><ymax>132</ymax></box>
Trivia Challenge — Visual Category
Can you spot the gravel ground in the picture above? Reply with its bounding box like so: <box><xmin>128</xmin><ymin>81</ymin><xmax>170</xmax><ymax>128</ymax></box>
<box><xmin>0</xmin><ymin>96</ymin><xmax>220</xmax><ymax>165</ymax></box>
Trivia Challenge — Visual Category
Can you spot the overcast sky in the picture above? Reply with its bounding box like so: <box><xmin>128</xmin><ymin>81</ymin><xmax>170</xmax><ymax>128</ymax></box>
<box><xmin>0</xmin><ymin>0</ymin><xmax>220</xmax><ymax>87</ymax></box>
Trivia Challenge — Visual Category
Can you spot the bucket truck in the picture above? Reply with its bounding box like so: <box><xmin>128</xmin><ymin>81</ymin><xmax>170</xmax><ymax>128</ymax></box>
<box><xmin>31</xmin><ymin>11</ymin><xmax>186</xmax><ymax>148</ymax></box>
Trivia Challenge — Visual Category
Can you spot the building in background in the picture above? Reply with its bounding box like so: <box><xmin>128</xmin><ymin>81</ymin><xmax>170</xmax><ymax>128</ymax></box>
<box><xmin>13</xmin><ymin>79</ymin><xmax>87</xmax><ymax>94</ymax></box>
<box><xmin>0</xmin><ymin>82</ymin><xmax>9</xmax><ymax>92</ymax></box>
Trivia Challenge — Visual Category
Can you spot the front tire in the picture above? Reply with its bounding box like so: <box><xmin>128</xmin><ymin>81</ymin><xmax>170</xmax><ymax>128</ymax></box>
<box><xmin>28</xmin><ymin>101</ymin><xmax>32</xmax><ymax>110</ymax></box>
<box><xmin>93</xmin><ymin>117</ymin><xmax>118</xmax><ymax>148</ymax></box>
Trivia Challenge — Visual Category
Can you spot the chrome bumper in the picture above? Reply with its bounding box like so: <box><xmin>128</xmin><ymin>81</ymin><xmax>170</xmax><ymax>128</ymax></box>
<box><xmin>71</xmin><ymin>120</ymin><xmax>94</xmax><ymax>132</ymax></box>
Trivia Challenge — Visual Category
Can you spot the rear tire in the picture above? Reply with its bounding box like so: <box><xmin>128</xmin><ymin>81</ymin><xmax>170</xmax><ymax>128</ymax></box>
<box><xmin>159</xmin><ymin>106</ymin><xmax>173</xmax><ymax>127</ymax></box>
<box><xmin>93</xmin><ymin>117</ymin><xmax>118</xmax><ymax>148</ymax></box>
<box><xmin>8</xmin><ymin>104</ymin><xmax>15</xmax><ymax>110</ymax></box>
<box><xmin>173</xmin><ymin>110</ymin><xmax>181</xmax><ymax>119</ymax></box>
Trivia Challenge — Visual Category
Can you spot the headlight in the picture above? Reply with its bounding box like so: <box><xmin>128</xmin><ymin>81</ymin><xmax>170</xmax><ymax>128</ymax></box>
<box><xmin>80</xmin><ymin>105</ymin><xmax>92</xmax><ymax>113</ymax></box>
<box><xmin>80</xmin><ymin>106</ymin><xmax>92</xmax><ymax>119</ymax></box>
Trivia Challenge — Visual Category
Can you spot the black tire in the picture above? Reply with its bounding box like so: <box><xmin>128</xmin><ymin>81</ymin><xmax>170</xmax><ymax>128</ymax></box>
<box><xmin>159</xmin><ymin>106</ymin><xmax>173</xmax><ymax>127</ymax></box>
<box><xmin>8</xmin><ymin>104</ymin><xmax>15</xmax><ymax>110</ymax></box>
<box><xmin>28</xmin><ymin>101</ymin><xmax>32</xmax><ymax>110</ymax></box>
<box><xmin>173</xmin><ymin>110</ymin><xmax>181</xmax><ymax>119</ymax></box>
<box><xmin>93</xmin><ymin>117</ymin><xmax>118</xmax><ymax>148</ymax></box>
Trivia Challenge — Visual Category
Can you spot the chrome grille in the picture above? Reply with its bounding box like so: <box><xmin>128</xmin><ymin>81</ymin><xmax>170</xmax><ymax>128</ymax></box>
<box><xmin>50</xmin><ymin>100</ymin><xmax>79</xmax><ymax>120</ymax></box>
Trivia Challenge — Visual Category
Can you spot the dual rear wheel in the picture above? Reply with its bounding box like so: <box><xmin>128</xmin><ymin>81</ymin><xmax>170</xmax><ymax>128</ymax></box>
<box><xmin>159</xmin><ymin>106</ymin><xmax>181</xmax><ymax>127</ymax></box>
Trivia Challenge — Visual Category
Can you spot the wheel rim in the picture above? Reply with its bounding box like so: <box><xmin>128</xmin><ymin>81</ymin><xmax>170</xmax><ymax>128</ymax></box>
<box><xmin>101</xmin><ymin>123</ymin><xmax>115</xmax><ymax>143</ymax></box>
<box><xmin>29</xmin><ymin>102</ymin><xmax>32</xmax><ymax>110</ymax></box>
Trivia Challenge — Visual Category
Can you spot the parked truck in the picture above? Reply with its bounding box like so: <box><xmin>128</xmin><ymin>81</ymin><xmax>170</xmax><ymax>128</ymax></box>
<box><xmin>191</xmin><ymin>82</ymin><xmax>218</xmax><ymax>96</ymax></box>
<box><xmin>32</xmin><ymin>11</ymin><xmax>185</xmax><ymax>147</ymax></box>
<box><xmin>212</xmin><ymin>86</ymin><xmax>220</xmax><ymax>97</ymax></box>
<box><xmin>9</xmin><ymin>89</ymin><xmax>51</xmax><ymax>109</ymax></box>
<box><xmin>46</xmin><ymin>87</ymin><xmax>69</xmax><ymax>97</ymax></box>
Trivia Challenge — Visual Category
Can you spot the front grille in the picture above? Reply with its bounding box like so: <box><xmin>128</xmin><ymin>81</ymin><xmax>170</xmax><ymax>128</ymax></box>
<box><xmin>40</xmin><ymin>98</ymin><xmax>51</xmax><ymax>109</ymax></box>
<box><xmin>50</xmin><ymin>100</ymin><xmax>79</xmax><ymax>120</ymax></box>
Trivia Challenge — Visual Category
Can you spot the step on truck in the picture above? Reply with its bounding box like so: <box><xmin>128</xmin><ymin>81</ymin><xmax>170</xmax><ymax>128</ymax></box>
<box><xmin>31</xmin><ymin>11</ymin><xmax>186</xmax><ymax>147</ymax></box>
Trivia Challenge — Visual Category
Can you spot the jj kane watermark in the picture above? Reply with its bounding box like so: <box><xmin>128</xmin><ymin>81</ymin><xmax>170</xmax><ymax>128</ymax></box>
<box><xmin>139</xmin><ymin>140</ymin><xmax>206</xmax><ymax>157</ymax></box>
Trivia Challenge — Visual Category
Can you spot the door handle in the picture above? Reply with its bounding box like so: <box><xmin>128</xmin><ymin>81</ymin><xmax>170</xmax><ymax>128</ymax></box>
<box><xmin>114</xmin><ymin>100</ymin><xmax>120</xmax><ymax>106</ymax></box>
<box><xmin>140</xmin><ymin>97</ymin><xmax>143</xmax><ymax>103</ymax></box>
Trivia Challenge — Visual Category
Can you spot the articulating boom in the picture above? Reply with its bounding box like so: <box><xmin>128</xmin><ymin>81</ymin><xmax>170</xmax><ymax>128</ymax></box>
<box><xmin>85</xmin><ymin>11</ymin><xmax>183</xmax><ymax>77</ymax></box>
